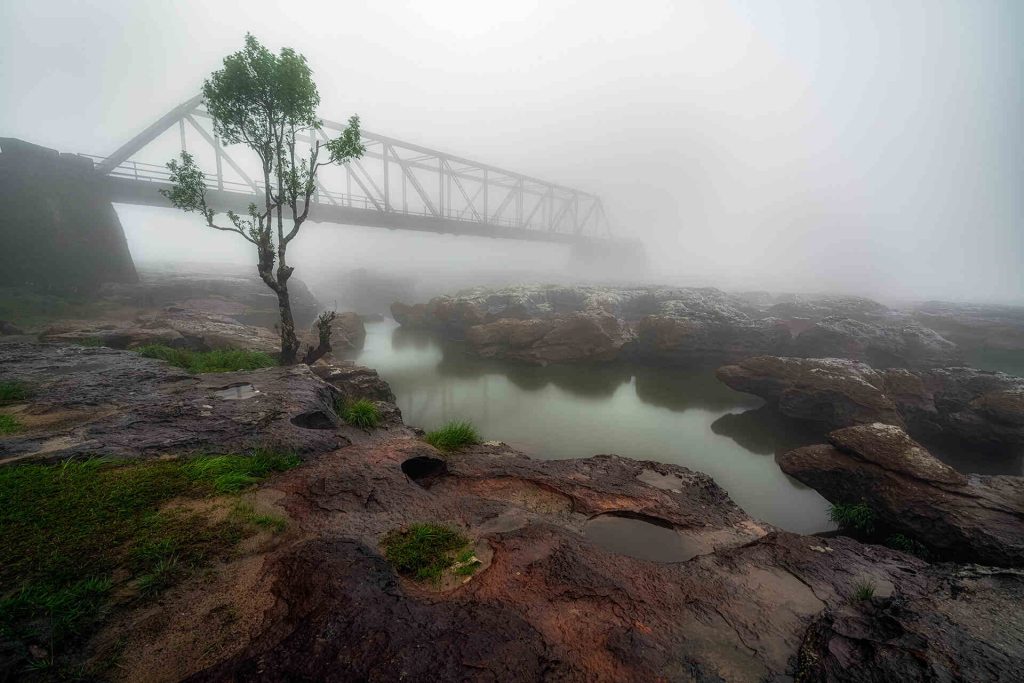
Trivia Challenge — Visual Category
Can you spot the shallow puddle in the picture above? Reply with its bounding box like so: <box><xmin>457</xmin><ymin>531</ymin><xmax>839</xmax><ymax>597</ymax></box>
<box><xmin>584</xmin><ymin>513</ymin><xmax>705</xmax><ymax>563</ymax></box>
<box><xmin>214</xmin><ymin>383</ymin><xmax>259</xmax><ymax>400</ymax></box>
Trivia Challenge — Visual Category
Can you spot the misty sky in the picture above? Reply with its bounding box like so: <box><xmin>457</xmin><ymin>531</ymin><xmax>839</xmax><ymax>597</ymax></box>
<box><xmin>2</xmin><ymin>0</ymin><xmax>1021</xmax><ymax>302</ymax></box>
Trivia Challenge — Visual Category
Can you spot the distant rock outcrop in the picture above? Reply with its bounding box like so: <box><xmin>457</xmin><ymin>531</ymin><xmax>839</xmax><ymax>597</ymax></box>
<box><xmin>716</xmin><ymin>356</ymin><xmax>1024</xmax><ymax>448</ymax></box>
<box><xmin>780</xmin><ymin>423</ymin><xmax>1024</xmax><ymax>567</ymax></box>
<box><xmin>392</xmin><ymin>285</ymin><xmax>965</xmax><ymax>369</ymax></box>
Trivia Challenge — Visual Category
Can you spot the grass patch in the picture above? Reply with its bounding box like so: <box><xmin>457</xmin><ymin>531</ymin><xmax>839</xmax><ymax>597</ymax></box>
<box><xmin>886</xmin><ymin>533</ymin><xmax>929</xmax><ymax>559</ymax></box>
<box><xmin>338</xmin><ymin>398</ymin><xmax>381</xmax><ymax>429</ymax></box>
<box><xmin>232</xmin><ymin>501</ymin><xmax>287</xmax><ymax>533</ymax></box>
<box><xmin>829</xmin><ymin>502</ymin><xmax>876</xmax><ymax>535</ymax></box>
<box><xmin>852</xmin><ymin>579</ymin><xmax>876</xmax><ymax>602</ymax></box>
<box><xmin>0</xmin><ymin>380</ymin><xmax>32</xmax><ymax>404</ymax></box>
<box><xmin>0</xmin><ymin>449</ymin><xmax>300</xmax><ymax>668</ymax></box>
<box><xmin>381</xmin><ymin>523</ymin><xmax>473</xmax><ymax>582</ymax></box>
<box><xmin>0</xmin><ymin>413</ymin><xmax>23</xmax><ymax>435</ymax></box>
<box><xmin>424</xmin><ymin>420</ymin><xmax>481</xmax><ymax>451</ymax></box>
<box><xmin>135</xmin><ymin>344</ymin><xmax>277</xmax><ymax>373</ymax></box>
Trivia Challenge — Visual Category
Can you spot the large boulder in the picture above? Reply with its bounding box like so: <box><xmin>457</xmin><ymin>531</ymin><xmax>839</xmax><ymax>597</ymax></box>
<box><xmin>632</xmin><ymin>314</ymin><xmax>793</xmax><ymax>364</ymax></box>
<box><xmin>717</xmin><ymin>356</ymin><xmax>1024</xmax><ymax>448</ymax></box>
<box><xmin>463</xmin><ymin>311</ymin><xmax>633</xmax><ymax>364</ymax></box>
<box><xmin>791</xmin><ymin>317</ymin><xmax>960</xmax><ymax>368</ymax></box>
<box><xmin>780</xmin><ymin>423</ymin><xmax>1024</xmax><ymax>567</ymax></box>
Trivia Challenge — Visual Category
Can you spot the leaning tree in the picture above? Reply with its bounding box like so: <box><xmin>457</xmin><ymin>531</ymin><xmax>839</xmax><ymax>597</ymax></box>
<box><xmin>161</xmin><ymin>33</ymin><xmax>365</xmax><ymax>364</ymax></box>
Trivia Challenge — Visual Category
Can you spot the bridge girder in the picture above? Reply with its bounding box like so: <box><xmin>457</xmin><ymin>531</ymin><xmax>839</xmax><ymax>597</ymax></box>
<box><xmin>84</xmin><ymin>94</ymin><xmax>618</xmax><ymax>245</ymax></box>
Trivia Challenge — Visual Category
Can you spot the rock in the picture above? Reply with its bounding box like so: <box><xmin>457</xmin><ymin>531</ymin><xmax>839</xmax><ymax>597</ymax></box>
<box><xmin>0</xmin><ymin>342</ymin><xmax>351</xmax><ymax>462</ymax></box>
<box><xmin>0</xmin><ymin>320</ymin><xmax>24</xmax><ymax>335</ymax></box>
<box><xmin>112</xmin><ymin>438</ymin><xmax>1023</xmax><ymax>682</ymax></box>
<box><xmin>716</xmin><ymin>357</ymin><xmax>904</xmax><ymax>427</ymax></box>
<box><xmin>311</xmin><ymin>361</ymin><xmax>396</xmax><ymax>403</ymax></box>
<box><xmin>632</xmin><ymin>314</ymin><xmax>793</xmax><ymax>364</ymax></box>
<box><xmin>780</xmin><ymin>423</ymin><xmax>1024</xmax><ymax>567</ymax></box>
<box><xmin>463</xmin><ymin>311</ymin><xmax>633</xmax><ymax>364</ymax></box>
<box><xmin>910</xmin><ymin>300</ymin><xmax>1024</xmax><ymax>353</ymax></box>
<box><xmin>38</xmin><ymin>309</ymin><xmax>281</xmax><ymax>355</ymax></box>
<box><xmin>302</xmin><ymin>311</ymin><xmax>366</xmax><ymax>352</ymax></box>
<box><xmin>791</xmin><ymin>317</ymin><xmax>960</xmax><ymax>369</ymax></box>
<box><xmin>717</xmin><ymin>356</ymin><xmax>1024</xmax><ymax>448</ymax></box>
<box><xmin>767</xmin><ymin>295</ymin><xmax>890</xmax><ymax>321</ymax></box>
<box><xmin>796</xmin><ymin>565</ymin><xmax>1024</xmax><ymax>682</ymax></box>
<box><xmin>98</xmin><ymin>263</ymin><xmax>321</xmax><ymax>328</ymax></box>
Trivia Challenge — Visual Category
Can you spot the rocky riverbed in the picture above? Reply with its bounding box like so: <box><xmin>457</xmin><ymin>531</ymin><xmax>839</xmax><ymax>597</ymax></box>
<box><xmin>3</xmin><ymin>279</ymin><xmax>1024</xmax><ymax>681</ymax></box>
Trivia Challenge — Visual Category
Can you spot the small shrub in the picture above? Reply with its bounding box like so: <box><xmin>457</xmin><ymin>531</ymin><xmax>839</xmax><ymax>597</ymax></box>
<box><xmin>829</xmin><ymin>502</ymin><xmax>876</xmax><ymax>535</ymax></box>
<box><xmin>852</xmin><ymin>578</ymin><xmax>876</xmax><ymax>601</ymax></box>
<box><xmin>338</xmin><ymin>398</ymin><xmax>381</xmax><ymax>428</ymax></box>
<box><xmin>381</xmin><ymin>523</ymin><xmax>472</xmax><ymax>582</ymax></box>
<box><xmin>0</xmin><ymin>413</ymin><xmax>23</xmax><ymax>435</ymax></box>
<box><xmin>135</xmin><ymin>345</ymin><xmax>276</xmax><ymax>373</ymax></box>
<box><xmin>0</xmin><ymin>380</ymin><xmax>31</xmax><ymax>404</ymax></box>
<box><xmin>886</xmin><ymin>533</ymin><xmax>930</xmax><ymax>559</ymax></box>
<box><xmin>424</xmin><ymin>420</ymin><xmax>481</xmax><ymax>451</ymax></box>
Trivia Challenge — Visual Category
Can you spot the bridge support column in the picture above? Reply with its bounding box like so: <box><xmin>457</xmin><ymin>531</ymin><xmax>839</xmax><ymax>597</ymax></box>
<box><xmin>0</xmin><ymin>138</ymin><xmax>137</xmax><ymax>290</ymax></box>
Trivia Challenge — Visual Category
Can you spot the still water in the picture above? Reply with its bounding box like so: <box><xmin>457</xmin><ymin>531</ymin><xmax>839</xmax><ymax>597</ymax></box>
<box><xmin>347</xmin><ymin>320</ymin><xmax>833</xmax><ymax>533</ymax></box>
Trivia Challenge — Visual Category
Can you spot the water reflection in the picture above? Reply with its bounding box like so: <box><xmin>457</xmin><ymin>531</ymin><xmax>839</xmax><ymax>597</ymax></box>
<box><xmin>347</xmin><ymin>320</ymin><xmax>833</xmax><ymax>533</ymax></box>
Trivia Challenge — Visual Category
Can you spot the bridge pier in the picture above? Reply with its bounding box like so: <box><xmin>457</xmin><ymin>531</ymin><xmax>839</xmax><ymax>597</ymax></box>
<box><xmin>0</xmin><ymin>138</ymin><xmax>137</xmax><ymax>290</ymax></box>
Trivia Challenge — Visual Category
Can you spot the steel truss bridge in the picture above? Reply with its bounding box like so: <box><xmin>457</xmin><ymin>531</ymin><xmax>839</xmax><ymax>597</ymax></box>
<box><xmin>84</xmin><ymin>94</ymin><xmax>617</xmax><ymax>245</ymax></box>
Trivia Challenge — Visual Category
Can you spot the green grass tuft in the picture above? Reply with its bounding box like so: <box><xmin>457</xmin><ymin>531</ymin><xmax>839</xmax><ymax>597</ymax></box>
<box><xmin>886</xmin><ymin>533</ymin><xmax>930</xmax><ymax>559</ymax></box>
<box><xmin>424</xmin><ymin>420</ymin><xmax>481</xmax><ymax>451</ymax></box>
<box><xmin>0</xmin><ymin>413</ymin><xmax>23</xmax><ymax>435</ymax></box>
<box><xmin>232</xmin><ymin>501</ymin><xmax>287</xmax><ymax>533</ymax></box>
<box><xmin>0</xmin><ymin>448</ymin><xmax>301</xmax><ymax>664</ymax></box>
<box><xmin>135</xmin><ymin>344</ymin><xmax>277</xmax><ymax>373</ymax></box>
<box><xmin>338</xmin><ymin>398</ymin><xmax>381</xmax><ymax>428</ymax></box>
<box><xmin>852</xmin><ymin>578</ymin><xmax>876</xmax><ymax>601</ymax></box>
<box><xmin>0</xmin><ymin>380</ymin><xmax>32</xmax><ymax>404</ymax></box>
<box><xmin>381</xmin><ymin>523</ymin><xmax>473</xmax><ymax>582</ymax></box>
<box><xmin>829</xmin><ymin>502</ymin><xmax>877</xmax><ymax>535</ymax></box>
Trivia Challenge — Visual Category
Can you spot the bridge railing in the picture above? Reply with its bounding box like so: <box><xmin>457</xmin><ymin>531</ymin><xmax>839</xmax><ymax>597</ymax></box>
<box><xmin>80</xmin><ymin>153</ymin><xmax>551</xmax><ymax>230</ymax></box>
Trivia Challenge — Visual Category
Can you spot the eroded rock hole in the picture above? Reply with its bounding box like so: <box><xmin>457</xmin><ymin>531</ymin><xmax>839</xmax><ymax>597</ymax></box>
<box><xmin>401</xmin><ymin>456</ymin><xmax>448</xmax><ymax>488</ymax></box>
<box><xmin>290</xmin><ymin>410</ymin><xmax>336</xmax><ymax>430</ymax></box>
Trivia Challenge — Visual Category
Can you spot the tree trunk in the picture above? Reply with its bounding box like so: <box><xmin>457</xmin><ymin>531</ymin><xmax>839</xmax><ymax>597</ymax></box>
<box><xmin>276</xmin><ymin>286</ymin><xmax>300</xmax><ymax>364</ymax></box>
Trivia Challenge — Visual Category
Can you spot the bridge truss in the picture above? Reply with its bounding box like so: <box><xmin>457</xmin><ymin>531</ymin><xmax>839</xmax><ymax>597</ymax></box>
<box><xmin>85</xmin><ymin>95</ymin><xmax>613</xmax><ymax>244</ymax></box>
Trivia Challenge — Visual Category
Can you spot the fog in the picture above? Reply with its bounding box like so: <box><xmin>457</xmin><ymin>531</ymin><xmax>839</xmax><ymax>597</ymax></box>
<box><xmin>2</xmin><ymin>0</ymin><xmax>1021</xmax><ymax>303</ymax></box>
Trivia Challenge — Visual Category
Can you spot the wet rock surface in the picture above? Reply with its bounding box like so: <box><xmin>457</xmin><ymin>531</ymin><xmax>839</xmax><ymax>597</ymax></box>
<box><xmin>3</xmin><ymin>339</ymin><xmax>1023</xmax><ymax>680</ymax></box>
<box><xmin>717</xmin><ymin>356</ymin><xmax>1024</xmax><ymax>448</ymax></box>
<box><xmin>37</xmin><ymin>309</ymin><xmax>283</xmax><ymax>355</ymax></box>
<box><xmin>392</xmin><ymin>285</ymin><xmax>963</xmax><ymax>368</ymax></box>
<box><xmin>0</xmin><ymin>342</ymin><xmax>359</xmax><ymax>461</ymax></box>
<box><xmin>780</xmin><ymin>423</ymin><xmax>1024</xmax><ymax>567</ymax></box>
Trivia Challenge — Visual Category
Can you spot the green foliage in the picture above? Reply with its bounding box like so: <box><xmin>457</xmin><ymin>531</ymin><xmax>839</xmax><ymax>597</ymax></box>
<box><xmin>0</xmin><ymin>380</ymin><xmax>32</xmax><ymax>403</ymax></box>
<box><xmin>852</xmin><ymin>579</ymin><xmax>876</xmax><ymax>601</ymax></box>
<box><xmin>886</xmin><ymin>533</ymin><xmax>930</xmax><ymax>559</ymax></box>
<box><xmin>452</xmin><ymin>547</ymin><xmax>482</xmax><ymax>577</ymax></box>
<box><xmin>0</xmin><ymin>413</ymin><xmax>23</xmax><ymax>435</ymax></box>
<box><xmin>829</xmin><ymin>502</ymin><xmax>877</xmax><ymax>535</ymax></box>
<box><xmin>424</xmin><ymin>420</ymin><xmax>481</xmax><ymax>451</ymax></box>
<box><xmin>381</xmin><ymin>524</ymin><xmax>472</xmax><ymax>582</ymax></box>
<box><xmin>0</xmin><ymin>449</ymin><xmax>299</xmax><ymax>661</ymax></box>
<box><xmin>232</xmin><ymin>501</ymin><xmax>287</xmax><ymax>533</ymax></box>
<box><xmin>182</xmin><ymin>449</ymin><xmax>301</xmax><ymax>493</ymax></box>
<box><xmin>338</xmin><ymin>398</ymin><xmax>381</xmax><ymax>428</ymax></box>
<box><xmin>134</xmin><ymin>344</ymin><xmax>277</xmax><ymax>373</ymax></box>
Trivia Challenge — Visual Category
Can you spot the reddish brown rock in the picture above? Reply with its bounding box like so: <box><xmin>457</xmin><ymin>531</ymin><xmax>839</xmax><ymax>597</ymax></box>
<box><xmin>780</xmin><ymin>423</ymin><xmax>1024</xmax><ymax>567</ymax></box>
